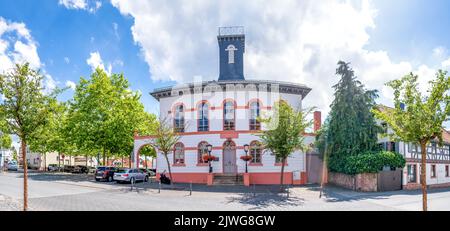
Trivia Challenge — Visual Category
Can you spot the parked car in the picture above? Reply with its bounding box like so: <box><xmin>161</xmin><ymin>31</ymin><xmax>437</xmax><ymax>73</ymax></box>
<box><xmin>140</xmin><ymin>168</ymin><xmax>156</xmax><ymax>177</ymax></box>
<box><xmin>88</xmin><ymin>166</ymin><xmax>96</xmax><ymax>174</ymax></box>
<box><xmin>7</xmin><ymin>162</ymin><xmax>18</xmax><ymax>171</ymax></box>
<box><xmin>63</xmin><ymin>165</ymin><xmax>75</xmax><ymax>173</ymax></box>
<box><xmin>73</xmin><ymin>165</ymin><xmax>89</xmax><ymax>174</ymax></box>
<box><xmin>114</xmin><ymin>168</ymin><xmax>148</xmax><ymax>183</ymax></box>
<box><xmin>94</xmin><ymin>166</ymin><xmax>117</xmax><ymax>182</ymax></box>
<box><xmin>48</xmin><ymin>164</ymin><xmax>61</xmax><ymax>172</ymax></box>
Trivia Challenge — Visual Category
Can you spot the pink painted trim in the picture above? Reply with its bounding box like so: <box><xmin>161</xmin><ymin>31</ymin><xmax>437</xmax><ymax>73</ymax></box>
<box><xmin>172</xmin><ymin>163</ymin><xmax>186</xmax><ymax>167</ymax></box>
<box><xmin>249</xmin><ymin>163</ymin><xmax>263</xmax><ymax>166</ymax></box>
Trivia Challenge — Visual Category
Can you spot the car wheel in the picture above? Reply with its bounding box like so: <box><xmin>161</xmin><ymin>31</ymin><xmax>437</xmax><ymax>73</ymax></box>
<box><xmin>108</xmin><ymin>176</ymin><xmax>113</xmax><ymax>182</ymax></box>
<box><xmin>95</xmin><ymin>178</ymin><xmax>100</xmax><ymax>182</ymax></box>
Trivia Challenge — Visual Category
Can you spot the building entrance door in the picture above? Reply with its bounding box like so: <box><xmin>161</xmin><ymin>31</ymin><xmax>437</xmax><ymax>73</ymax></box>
<box><xmin>223</xmin><ymin>140</ymin><xmax>236</xmax><ymax>174</ymax></box>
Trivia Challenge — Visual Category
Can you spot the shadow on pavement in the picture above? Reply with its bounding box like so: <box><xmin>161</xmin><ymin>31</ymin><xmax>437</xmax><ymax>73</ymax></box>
<box><xmin>15</xmin><ymin>172</ymin><xmax>95</xmax><ymax>183</ymax></box>
<box><xmin>320</xmin><ymin>185</ymin><xmax>450</xmax><ymax>203</ymax></box>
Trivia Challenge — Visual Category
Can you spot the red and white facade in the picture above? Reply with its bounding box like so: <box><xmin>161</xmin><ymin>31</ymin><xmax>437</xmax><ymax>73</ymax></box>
<box><xmin>133</xmin><ymin>27</ymin><xmax>320</xmax><ymax>185</ymax></box>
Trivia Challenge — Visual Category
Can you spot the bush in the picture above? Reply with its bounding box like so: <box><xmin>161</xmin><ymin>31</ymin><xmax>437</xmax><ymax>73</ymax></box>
<box><xmin>329</xmin><ymin>151</ymin><xmax>406</xmax><ymax>175</ymax></box>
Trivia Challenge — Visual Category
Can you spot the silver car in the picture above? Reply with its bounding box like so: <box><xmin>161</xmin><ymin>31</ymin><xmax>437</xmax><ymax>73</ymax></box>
<box><xmin>113</xmin><ymin>168</ymin><xmax>148</xmax><ymax>183</ymax></box>
<box><xmin>7</xmin><ymin>162</ymin><xmax>18</xmax><ymax>171</ymax></box>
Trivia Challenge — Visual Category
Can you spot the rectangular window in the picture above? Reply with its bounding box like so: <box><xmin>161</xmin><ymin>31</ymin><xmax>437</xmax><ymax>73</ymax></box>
<box><xmin>390</xmin><ymin>142</ymin><xmax>396</xmax><ymax>152</ymax></box>
<box><xmin>446</xmin><ymin>165</ymin><xmax>449</xmax><ymax>177</ymax></box>
<box><xmin>407</xmin><ymin>164</ymin><xmax>417</xmax><ymax>183</ymax></box>
<box><xmin>431</xmin><ymin>164</ymin><xmax>436</xmax><ymax>178</ymax></box>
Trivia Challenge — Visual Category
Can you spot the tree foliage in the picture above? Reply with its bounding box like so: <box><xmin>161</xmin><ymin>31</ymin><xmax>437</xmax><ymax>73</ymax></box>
<box><xmin>259</xmin><ymin>100</ymin><xmax>312</xmax><ymax>188</ymax></box>
<box><xmin>66</xmin><ymin>68</ymin><xmax>157</xmax><ymax>164</ymax></box>
<box><xmin>372</xmin><ymin>70</ymin><xmax>450</xmax><ymax>211</ymax></box>
<box><xmin>151</xmin><ymin>117</ymin><xmax>180</xmax><ymax>184</ymax></box>
<box><xmin>326</xmin><ymin>61</ymin><xmax>381</xmax><ymax>171</ymax></box>
<box><xmin>0</xmin><ymin>63</ymin><xmax>55</xmax><ymax>211</ymax></box>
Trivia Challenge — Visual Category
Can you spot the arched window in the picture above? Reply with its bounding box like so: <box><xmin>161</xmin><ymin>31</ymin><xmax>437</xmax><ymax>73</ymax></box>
<box><xmin>250</xmin><ymin>141</ymin><xmax>262</xmax><ymax>164</ymax></box>
<box><xmin>173</xmin><ymin>143</ymin><xmax>185</xmax><ymax>164</ymax></box>
<box><xmin>198</xmin><ymin>141</ymin><xmax>209</xmax><ymax>163</ymax></box>
<box><xmin>223</xmin><ymin>100</ymin><xmax>235</xmax><ymax>130</ymax></box>
<box><xmin>198</xmin><ymin>102</ymin><xmax>209</xmax><ymax>131</ymax></box>
<box><xmin>249</xmin><ymin>101</ymin><xmax>261</xmax><ymax>130</ymax></box>
<box><xmin>173</xmin><ymin>104</ymin><xmax>184</xmax><ymax>132</ymax></box>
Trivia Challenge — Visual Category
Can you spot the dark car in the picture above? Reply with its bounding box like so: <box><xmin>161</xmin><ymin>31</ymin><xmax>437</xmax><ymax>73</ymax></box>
<box><xmin>73</xmin><ymin>165</ymin><xmax>89</xmax><ymax>174</ymax></box>
<box><xmin>94</xmin><ymin>166</ymin><xmax>117</xmax><ymax>182</ymax></box>
<box><xmin>63</xmin><ymin>165</ymin><xmax>75</xmax><ymax>173</ymax></box>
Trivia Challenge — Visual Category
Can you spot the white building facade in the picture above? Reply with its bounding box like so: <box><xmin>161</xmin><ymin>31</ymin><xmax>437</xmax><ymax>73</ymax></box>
<box><xmin>133</xmin><ymin>27</ymin><xmax>320</xmax><ymax>185</ymax></box>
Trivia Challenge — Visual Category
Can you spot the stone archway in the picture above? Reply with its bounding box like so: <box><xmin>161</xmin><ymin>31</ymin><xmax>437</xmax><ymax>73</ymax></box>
<box><xmin>133</xmin><ymin>137</ymin><xmax>157</xmax><ymax>169</ymax></box>
<box><xmin>137</xmin><ymin>144</ymin><xmax>157</xmax><ymax>169</ymax></box>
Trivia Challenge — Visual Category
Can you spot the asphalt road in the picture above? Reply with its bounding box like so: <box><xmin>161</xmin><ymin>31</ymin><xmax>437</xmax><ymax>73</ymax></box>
<box><xmin>1</xmin><ymin>171</ymin><xmax>450</xmax><ymax>211</ymax></box>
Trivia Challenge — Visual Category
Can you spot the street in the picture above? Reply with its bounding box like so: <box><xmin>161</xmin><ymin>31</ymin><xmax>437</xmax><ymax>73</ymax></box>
<box><xmin>1</xmin><ymin>171</ymin><xmax>450</xmax><ymax>211</ymax></box>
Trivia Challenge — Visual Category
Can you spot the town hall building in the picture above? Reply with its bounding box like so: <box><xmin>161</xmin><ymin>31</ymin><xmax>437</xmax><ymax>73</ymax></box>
<box><xmin>133</xmin><ymin>27</ymin><xmax>321</xmax><ymax>185</ymax></box>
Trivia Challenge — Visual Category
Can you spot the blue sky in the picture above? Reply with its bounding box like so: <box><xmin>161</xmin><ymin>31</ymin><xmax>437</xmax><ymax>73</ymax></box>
<box><xmin>2</xmin><ymin>0</ymin><xmax>450</xmax><ymax>118</ymax></box>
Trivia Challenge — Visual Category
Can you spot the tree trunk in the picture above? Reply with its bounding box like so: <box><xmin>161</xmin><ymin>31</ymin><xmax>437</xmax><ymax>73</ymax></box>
<box><xmin>280</xmin><ymin>157</ymin><xmax>286</xmax><ymax>191</ymax></box>
<box><xmin>145</xmin><ymin>157</ymin><xmax>148</xmax><ymax>169</ymax></box>
<box><xmin>102</xmin><ymin>149</ymin><xmax>106</xmax><ymax>166</ymax></box>
<box><xmin>420</xmin><ymin>141</ymin><xmax>428</xmax><ymax>211</ymax></box>
<box><xmin>129</xmin><ymin>155</ymin><xmax>131</xmax><ymax>168</ymax></box>
<box><xmin>164</xmin><ymin>153</ymin><xmax>173</xmax><ymax>185</ymax></box>
<box><xmin>44</xmin><ymin>153</ymin><xmax>47</xmax><ymax>172</ymax></box>
<box><xmin>21</xmin><ymin>139</ymin><xmax>28</xmax><ymax>211</ymax></box>
<box><xmin>122</xmin><ymin>156</ymin><xmax>124</xmax><ymax>167</ymax></box>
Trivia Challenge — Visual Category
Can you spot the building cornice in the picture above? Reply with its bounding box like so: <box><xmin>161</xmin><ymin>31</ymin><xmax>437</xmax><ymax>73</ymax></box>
<box><xmin>150</xmin><ymin>80</ymin><xmax>312</xmax><ymax>101</ymax></box>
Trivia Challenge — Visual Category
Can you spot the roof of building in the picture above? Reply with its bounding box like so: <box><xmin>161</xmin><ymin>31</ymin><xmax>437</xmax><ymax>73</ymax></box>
<box><xmin>150</xmin><ymin>79</ymin><xmax>312</xmax><ymax>101</ymax></box>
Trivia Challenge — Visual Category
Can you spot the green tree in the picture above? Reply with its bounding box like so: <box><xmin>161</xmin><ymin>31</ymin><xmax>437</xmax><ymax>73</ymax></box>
<box><xmin>28</xmin><ymin>98</ymin><xmax>69</xmax><ymax>170</ymax></box>
<box><xmin>0</xmin><ymin>63</ymin><xmax>55</xmax><ymax>211</ymax></box>
<box><xmin>151</xmin><ymin>117</ymin><xmax>180</xmax><ymax>185</ymax></box>
<box><xmin>0</xmin><ymin>133</ymin><xmax>12</xmax><ymax>150</ymax></box>
<box><xmin>66</xmin><ymin>68</ymin><xmax>157</xmax><ymax>166</ymax></box>
<box><xmin>372</xmin><ymin>70</ymin><xmax>450</xmax><ymax>211</ymax></box>
<box><xmin>259</xmin><ymin>100</ymin><xmax>312</xmax><ymax>189</ymax></box>
<box><xmin>327</xmin><ymin>61</ymin><xmax>380</xmax><ymax>172</ymax></box>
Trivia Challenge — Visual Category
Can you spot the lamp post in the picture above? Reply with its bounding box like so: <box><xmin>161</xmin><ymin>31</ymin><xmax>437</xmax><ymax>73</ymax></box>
<box><xmin>206</xmin><ymin>144</ymin><xmax>213</xmax><ymax>173</ymax></box>
<box><xmin>243</xmin><ymin>144</ymin><xmax>250</xmax><ymax>173</ymax></box>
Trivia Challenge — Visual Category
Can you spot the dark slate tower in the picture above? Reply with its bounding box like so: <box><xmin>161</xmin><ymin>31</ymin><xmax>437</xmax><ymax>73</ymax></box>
<box><xmin>217</xmin><ymin>26</ymin><xmax>245</xmax><ymax>81</ymax></box>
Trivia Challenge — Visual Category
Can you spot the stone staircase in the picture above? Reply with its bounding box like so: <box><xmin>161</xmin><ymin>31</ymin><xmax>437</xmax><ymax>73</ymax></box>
<box><xmin>213</xmin><ymin>174</ymin><xmax>243</xmax><ymax>185</ymax></box>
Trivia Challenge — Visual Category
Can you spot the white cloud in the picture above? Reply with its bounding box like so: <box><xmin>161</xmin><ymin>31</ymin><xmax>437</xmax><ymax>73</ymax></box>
<box><xmin>0</xmin><ymin>17</ymin><xmax>41</xmax><ymax>73</ymax></box>
<box><xmin>64</xmin><ymin>57</ymin><xmax>70</xmax><ymax>64</ymax></box>
<box><xmin>86</xmin><ymin>51</ymin><xmax>112</xmax><ymax>75</ymax></box>
<box><xmin>110</xmin><ymin>0</ymin><xmax>449</xmax><ymax>118</ymax></box>
<box><xmin>58</xmin><ymin>0</ymin><xmax>102</xmax><ymax>13</ymax></box>
<box><xmin>442</xmin><ymin>57</ymin><xmax>450</xmax><ymax>69</ymax></box>
<box><xmin>65</xmin><ymin>80</ymin><xmax>76</xmax><ymax>90</ymax></box>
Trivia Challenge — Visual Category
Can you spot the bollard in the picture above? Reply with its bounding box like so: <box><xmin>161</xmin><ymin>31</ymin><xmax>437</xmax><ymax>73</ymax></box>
<box><xmin>189</xmin><ymin>181</ymin><xmax>192</xmax><ymax>196</ymax></box>
<box><xmin>253</xmin><ymin>184</ymin><xmax>256</xmax><ymax>197</ymax></box>
<box><xmin>158</xmin><ymin>180</ymin><xmax>161</xmax><ymax>193</ymax></box>
<box><xmin>130</xmin><ymin>178</ymin><xmax>134</xmax><ymax>191</ymax></box>
<box><xmin>287</xmin><ymin>186</ymin><xmax>290</xmax><ymax>198</ymax></box>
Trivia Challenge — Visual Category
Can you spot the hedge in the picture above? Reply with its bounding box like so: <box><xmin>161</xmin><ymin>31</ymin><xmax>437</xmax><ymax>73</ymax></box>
<box><xmin>328</xmin><ymin>151</ymin><xmax>406</xmax><ymax>175</ymax></box>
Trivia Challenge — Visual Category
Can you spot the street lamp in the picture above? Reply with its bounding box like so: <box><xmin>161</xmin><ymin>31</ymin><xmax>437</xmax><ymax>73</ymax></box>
<box><xmin>206</xmin><ymin>144</ymin><xmax>213</xmax><ymax>173</ymax></box>
<box><xmin>243</xmin><ymin>144</ymin><xmax>250</xmax><ymax>173</ymax></box>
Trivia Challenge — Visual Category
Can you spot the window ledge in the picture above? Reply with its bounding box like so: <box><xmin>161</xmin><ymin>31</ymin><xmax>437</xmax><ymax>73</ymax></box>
<box><xmin>196</xmin><ymin>163</ymin><xmax>209</xmax><ymax>167</ymax></box>
<box><xmin>172</xmin><ymin>164</ymin><xmax>186</xmax><ymax>167</ymax></box>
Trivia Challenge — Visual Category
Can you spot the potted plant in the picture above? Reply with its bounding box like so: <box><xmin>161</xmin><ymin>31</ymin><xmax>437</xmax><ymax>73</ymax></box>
<box><xmin>241</xmin><ymin>144</ymin><xmax>252</xmax><ymax>173</ymax></box>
